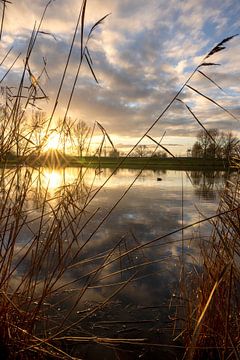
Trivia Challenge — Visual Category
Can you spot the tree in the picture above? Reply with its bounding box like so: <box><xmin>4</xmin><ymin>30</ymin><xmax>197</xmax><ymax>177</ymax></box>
<box><xmin>74</xmin><ymin>120</ymin><xmax>91</xmax><ymax>157</ymax></box>
<box><xmin>191</xmin><ymin>142</ymin><xmax>203</xmax><ymax>157</ymax></box>
<box><xmin>30</xmin><ymin>111</ymin><xmax>47</xmax><ymax>148</ymax></box>
<box><xmin>219</xmin><ymin>131</ymin><xmax>239</xmax><ymax>160</ymax></box>
<box><xmin>196</xmin><ymin>128</ymin><xmax>219</xmax><ymax>158</ymax></box>
<box><xmin>191</xmin><ymin>129</ymin><xmax>239</xmax><ymax>159</ymax></box>
<box><xmin>187</xmin><ymin>148</ymin><xmax>192</xmax><ymax>157</ymax></box>
<box><xmin>108</xmin><ymin>149</ymin><xmax>120</xmax><ymax>157</ymax></box>
<box><xmin>134</xmin><ymin>145</ymin><xmax>149</xmax><ymax>157</ymax></box>
<box><xmin>152</xmin><ymin>150</ymin><xmax>167</xmax><ymax>158</ymax></box>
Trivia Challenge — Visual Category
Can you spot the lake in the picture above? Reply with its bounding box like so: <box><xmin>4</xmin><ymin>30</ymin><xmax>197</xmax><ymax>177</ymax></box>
<box><xmin>0</xmin><ymin>166</ymin><xmax>226</xmax><ymax>358</ymax></box>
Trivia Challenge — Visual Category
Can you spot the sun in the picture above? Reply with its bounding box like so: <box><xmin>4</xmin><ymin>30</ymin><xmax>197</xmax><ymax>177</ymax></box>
<box><xmin>44</xmin><ymin>132</ymin><xmax>62</xmax><ymax>151</ymax></box>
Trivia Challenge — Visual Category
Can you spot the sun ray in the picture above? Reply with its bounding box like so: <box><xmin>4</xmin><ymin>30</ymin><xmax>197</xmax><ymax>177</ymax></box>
<box><xmin>44</xmin><ymin>132</ymin><xmax>62</xmax><ymax>151</ymax></box>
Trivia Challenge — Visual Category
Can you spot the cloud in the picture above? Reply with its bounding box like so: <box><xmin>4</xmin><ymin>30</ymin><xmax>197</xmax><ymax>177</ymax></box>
<box><xmin>0</xmin><ymin>0</ymin><xmax>239</xmax><ymax>153</ymax></box>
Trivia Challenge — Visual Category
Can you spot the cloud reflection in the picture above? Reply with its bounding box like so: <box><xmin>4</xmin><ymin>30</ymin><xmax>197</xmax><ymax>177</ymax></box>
<box><xmin>0</xmin><ymin>166</ymin><xmax>225</xmax><ymax>353</ymax></box>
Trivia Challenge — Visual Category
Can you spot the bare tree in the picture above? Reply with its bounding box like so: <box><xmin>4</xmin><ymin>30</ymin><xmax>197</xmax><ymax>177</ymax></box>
<box><xmin>134</xmin><ymin>145</ymin><xmax>149</xmax><ymax>157</ymax></box>
<box><xmin>220</xmin><ymin>131</ymin><xmax>239</xmax><ymax>160</ymax></box>
<box><xmin>30</xmin><ymin>111</ymin><xmax>47</xmax><ymax>147</ymax></box>
<box><xmin>152</xmin><ymin>150</ymin><xmax>167</xmax><ymax>158</ymax></box>
<box><xmin>192</xmin><ymin>141</ymin><xmax>203</xmax><ymax>157</ymax></box>
<box><xmin>74</xmin><ymin>119</ymin><xmax>91</xmax><ymax>157</ymax></box>
<box><xmin>108</xmin><ymin>148</ymin><xmax>120</xmax><ymax>157</ymax></box>
<box><xmin>197</xmin><ymin>129</ymin><xmax>219</xmax><ymax>158</ymax></box>
<box><xmin>192</xmin><ymin>128</ymin><xmax>239</xmax><ymax>159</ymax></box>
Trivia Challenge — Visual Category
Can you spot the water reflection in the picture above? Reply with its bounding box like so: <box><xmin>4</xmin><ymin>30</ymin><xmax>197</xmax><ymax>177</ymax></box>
<box><xmin>190</xmin><ymin>170</ymin><xmax>225</xmax><ymax>200</ymax></box>
<box><xmin>0</xmin><ymin>166</ymin><xmax>225</xmax><ymax>257</ymax></box>
<box><xmin>0</xmin><ymin>166</ymin><xmax>226</xmax><ymax>356</ymax></box>
<box><xmin>0</xmin><ymin>166</ymin><xmax>225</xmax><ymax>247</ymax></box>
<box><xmin>42</xmin><ymin>168</ymin><xmax>64</xmax><ymax>190</ymax></box>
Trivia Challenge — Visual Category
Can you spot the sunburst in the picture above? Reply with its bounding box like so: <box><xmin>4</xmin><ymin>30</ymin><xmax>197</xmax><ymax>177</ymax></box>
<box><xmin>44</xmin><ymin>132</ymin><xmax>62</xmax><ymax>151</ymax></box>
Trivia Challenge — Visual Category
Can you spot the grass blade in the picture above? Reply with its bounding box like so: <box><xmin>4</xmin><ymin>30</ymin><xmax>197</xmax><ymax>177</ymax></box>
<box><xmin>85</xmin><ymin>52</ymin><xmax>98</xmax><ymax>83</ymax></box>
<box><xmin>187</xmin><ymin>84</ymin><xmax>239</xmax><ymax>121</ymax></box>
<box><xmin>197</xmin><ymin>69</ymin><xmax>224</xmax><ymax>92</ymax></box>
<box><xmin>177</xmin><ymin>98</ymin><xmax>216</xmax><ymax>143</ymax></box>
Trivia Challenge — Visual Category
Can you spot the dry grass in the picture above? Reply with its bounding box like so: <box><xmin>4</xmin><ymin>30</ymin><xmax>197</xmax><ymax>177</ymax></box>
<box><xmin>182</xmin><ymin>150</ymin><xmax>240</xmax><ymax>360</ymax></box>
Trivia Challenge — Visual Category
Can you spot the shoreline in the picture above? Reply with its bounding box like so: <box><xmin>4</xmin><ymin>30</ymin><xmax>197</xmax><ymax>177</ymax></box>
<box><xmin>0</xmin><ymin>156</ymin><xmax>229</xmax><ymax>171</ymax></box>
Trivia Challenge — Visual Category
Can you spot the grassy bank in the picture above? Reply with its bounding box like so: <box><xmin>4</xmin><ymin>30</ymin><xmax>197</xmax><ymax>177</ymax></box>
<box><xmin>1</xmin><ymin>155</ymin><xmax>229</xmax><ymax>171</ymax></box>
<box><xmin>71</xmin><ymin>156</ymin><xmax>229</xmax><ymax>171</ymax></box>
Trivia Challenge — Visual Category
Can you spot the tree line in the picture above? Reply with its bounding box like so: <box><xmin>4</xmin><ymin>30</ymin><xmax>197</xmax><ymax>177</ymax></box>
<box><xmin>191</xmin><ymin>129</ymin><xmax>239</xmax><ymax>160</ymax></box>
<box><xmin>1</xmin><ymin>107</ymin><xmax>238</xmax><ymax>161</ymax></box>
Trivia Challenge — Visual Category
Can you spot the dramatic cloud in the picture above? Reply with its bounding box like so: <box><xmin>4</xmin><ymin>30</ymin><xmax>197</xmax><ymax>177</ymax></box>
<box><xmin>0</xmin><ymin>0</ymin><xmax>239</xmax><ymax>154</ymax></box>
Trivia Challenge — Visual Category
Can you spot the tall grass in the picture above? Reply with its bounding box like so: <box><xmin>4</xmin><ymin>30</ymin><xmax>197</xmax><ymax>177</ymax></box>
<box><xmin>182</xmin><ymin>152</ymin><xmax>240</xmax><ymax>360</ymax></box>
<box><xmin>0</xmin><ymin>0</ymin><xmax>239</xmax><ymax>359</ymax></box>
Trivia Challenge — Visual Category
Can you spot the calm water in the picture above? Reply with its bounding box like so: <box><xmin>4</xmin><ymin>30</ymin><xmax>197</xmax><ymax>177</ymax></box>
<box><xmin>0</xmin><ymin>166</ymin><xmax>226</xmax><ymax>356</ymax></box>
<box><xmin>3</xmin><ymin>166</ymin><xmax>225</xmax><ymax>299</ymax></box>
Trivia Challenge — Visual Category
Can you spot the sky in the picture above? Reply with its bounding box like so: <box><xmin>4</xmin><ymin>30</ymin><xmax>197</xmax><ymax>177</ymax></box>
<box><xmin>1</xmin><ymin>0</ymin><xmax>240</xmax><ymax>155</ymax></box>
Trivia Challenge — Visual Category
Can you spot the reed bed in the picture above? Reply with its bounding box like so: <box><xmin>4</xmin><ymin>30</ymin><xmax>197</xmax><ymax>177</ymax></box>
<box><xmin>182</xmin><ymin>153</ymin><xmax>240</xmax><ymax>360</ymax></box>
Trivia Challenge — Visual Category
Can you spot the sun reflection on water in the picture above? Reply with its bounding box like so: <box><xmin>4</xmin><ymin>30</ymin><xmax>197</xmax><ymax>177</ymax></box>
<box><xmin>42</xmin><ymin>169</ymin><xmax>64</xmax><ymax>190</ymax></box>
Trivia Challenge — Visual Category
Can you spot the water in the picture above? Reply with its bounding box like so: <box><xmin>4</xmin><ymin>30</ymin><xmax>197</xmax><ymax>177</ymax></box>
<box><xmin>0</xmin><ymin>166</ymin><xmax>226</xmax><ymax>357</ymax></box>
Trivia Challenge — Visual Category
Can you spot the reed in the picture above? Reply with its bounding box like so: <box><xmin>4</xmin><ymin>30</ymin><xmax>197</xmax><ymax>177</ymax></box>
<box><xmin>182</xmin><ymin>152</ymin><xmax>240</xmax><ymax>360</ymax></box>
